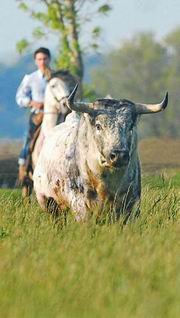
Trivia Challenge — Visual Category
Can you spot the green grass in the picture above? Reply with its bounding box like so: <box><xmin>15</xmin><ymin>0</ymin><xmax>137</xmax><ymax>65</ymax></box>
<box><xmin>0</xmin><ymin>172</ymin><xmax>180</xmax><ymax>318</ymax></box>
<box><xmin>142</xmin><ymin>169</ymin><xmax>180</xmax><ymax>189</ymax></box>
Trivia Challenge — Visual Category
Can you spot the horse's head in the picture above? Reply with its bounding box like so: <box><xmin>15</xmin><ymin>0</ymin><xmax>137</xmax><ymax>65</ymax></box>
<box><xmin>42</xmin><ymin>70</ymin><xmax>79</xmax><ymax>135</ymax></box>
<box><xmin>45</xmin><ymin>75</ymin><xmax>69</xmax><ymax>113</ymax></box>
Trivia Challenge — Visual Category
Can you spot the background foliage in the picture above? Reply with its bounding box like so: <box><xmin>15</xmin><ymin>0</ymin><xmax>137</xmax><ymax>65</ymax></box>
<box><xmin>16</xmin><ymin>0</ymin><xmax>112</xmax><ymax>84</ymax></box>
<box><xmin>90</xmin><ymin>30</ymin><xmax>180</xmax><ymax>138</ymax></box>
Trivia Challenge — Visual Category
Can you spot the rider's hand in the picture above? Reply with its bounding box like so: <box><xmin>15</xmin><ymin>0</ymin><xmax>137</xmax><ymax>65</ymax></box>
<box><xmin>29</xmin><ymin>100</ymin><xmax>44</xmax><ymax>109</ymax></box>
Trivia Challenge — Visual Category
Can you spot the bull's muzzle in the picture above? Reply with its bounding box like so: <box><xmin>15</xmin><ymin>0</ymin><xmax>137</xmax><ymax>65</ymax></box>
<box><xmin>109</xmin><ymin>150</ymin><xmax>129</xmax><ymax>167</ymax></box>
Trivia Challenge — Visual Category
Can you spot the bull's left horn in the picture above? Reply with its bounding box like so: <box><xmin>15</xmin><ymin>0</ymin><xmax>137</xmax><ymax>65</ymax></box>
<box><xmin>135</xmin><ymin>92</ymin><xmax>168</xmax><ymax>114</ymax></box>
<box><xmin>67</xmin><ymin>84</ymin><xmax>95</xmax><ymax>115</ymax></box>
<box><xmin>68</xmin><ymin>84</ymin><xmax>79</xmax><ymax>103</ymax></box>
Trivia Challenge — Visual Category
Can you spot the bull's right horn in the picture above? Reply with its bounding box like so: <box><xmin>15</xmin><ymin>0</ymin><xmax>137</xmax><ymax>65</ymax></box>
<box><xmin>135</xmin><ymin>92</ymin><xmax>168</xmax><ymax>114</ymax></box>
<box><xmin>67</xmin><ymin>84</ymin><xmax>95</xmax><ymax>115</ymax></box>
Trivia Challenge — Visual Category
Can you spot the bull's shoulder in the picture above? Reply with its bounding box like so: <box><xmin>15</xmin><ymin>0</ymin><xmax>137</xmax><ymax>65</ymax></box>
<box><xmin>38</xmin><ymin>112</ymin><xmax>80</xmax><ymax>166</ymax></box>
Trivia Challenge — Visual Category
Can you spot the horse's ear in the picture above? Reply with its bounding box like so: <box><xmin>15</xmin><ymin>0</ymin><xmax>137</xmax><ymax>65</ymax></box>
<box><xmin>47</xmin><ymin>70</ymin><xmax>59</xmax><ymax>81</ymax></box>
<box><xmin>47</xmin><ymin>76</ymin><xmax>52</xmax><ymax>82</ymax></box>
<box><xmin>44</xmin><ymin>68</ymin><xmax>54</xmax><ymax>81</ymax></box>
<box><xmin>50</xmin><ymin>70</ymin><xmax>59</xmax><ymax>79</ymax></box>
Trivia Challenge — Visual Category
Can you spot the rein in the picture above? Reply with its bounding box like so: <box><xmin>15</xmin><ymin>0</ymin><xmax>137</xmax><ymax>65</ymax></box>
<box><xmin>49</xmin><ymin>85</ymin><xmax>69</xmax><ymax>103</ymax></box>
<box><xmin>37</xmin><ymin>110</ymin><xmax>59</xmax><ymax>115</ymax></box>
<box><xmin>37</xmin><ymin>91</ymin><xmax>69</xmax><ymax>115</ymax></box>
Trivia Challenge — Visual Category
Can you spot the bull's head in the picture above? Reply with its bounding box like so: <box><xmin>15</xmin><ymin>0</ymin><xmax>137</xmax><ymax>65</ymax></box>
<box><xmin>66</xmin><ymin>85</ymin><xmax>168</xmax><ymax>168</ymax></box>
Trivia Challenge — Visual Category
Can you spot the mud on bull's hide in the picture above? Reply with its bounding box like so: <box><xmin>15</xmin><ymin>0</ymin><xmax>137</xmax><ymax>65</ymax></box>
<box><xmin>33</xmin><ymin>85</ymin><xmax>168</xmax><ymax>222</ymax></box>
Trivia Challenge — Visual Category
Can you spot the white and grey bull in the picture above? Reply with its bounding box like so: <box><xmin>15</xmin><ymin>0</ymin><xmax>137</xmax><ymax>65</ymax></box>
<box><xmin>33</xmin><ymin>86</ymin><xmax>168</xmax><ymax>222</ymax></box>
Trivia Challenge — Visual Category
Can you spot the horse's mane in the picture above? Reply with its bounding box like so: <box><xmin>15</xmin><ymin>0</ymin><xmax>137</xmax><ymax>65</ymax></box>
<box><xmin>51</xmin><ymin>69</ymin><xmax>74</xmax><ymax>79</ymax></box>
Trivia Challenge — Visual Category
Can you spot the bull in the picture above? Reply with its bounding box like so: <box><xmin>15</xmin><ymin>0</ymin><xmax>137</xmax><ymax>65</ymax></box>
<box><xmin>33</xmin><ymin>85</ymin><xmax>168</xmax><ymax>222</ymax></box>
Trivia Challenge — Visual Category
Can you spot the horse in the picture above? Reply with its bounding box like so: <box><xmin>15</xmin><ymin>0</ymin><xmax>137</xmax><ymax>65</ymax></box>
<box><xmin>20</xmin><ymin>70</ymin><xmax>78</xmax><ymax>197</ymax></box>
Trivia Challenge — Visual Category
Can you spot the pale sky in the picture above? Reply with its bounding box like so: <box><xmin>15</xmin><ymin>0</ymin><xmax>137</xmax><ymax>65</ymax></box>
<box><xmin>1</xmin><ymin>0</ymin><xmax>180</xmax><ymax>64</ymax></box>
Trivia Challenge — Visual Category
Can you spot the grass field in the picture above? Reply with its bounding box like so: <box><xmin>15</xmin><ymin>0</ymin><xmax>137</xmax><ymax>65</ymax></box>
<box><xmin>0</xmin><ymin>169</ymin><xmax>180</xmax><ymax>318</ymax></box>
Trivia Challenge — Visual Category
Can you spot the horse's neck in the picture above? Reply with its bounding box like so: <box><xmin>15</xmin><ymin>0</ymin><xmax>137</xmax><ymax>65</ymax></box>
<box><xmin>41</xmin><ymin>93</ymin><xmax>58</xmax><ymax>136</ymax></box>
<box><xmin>41</xmin><ymin>79</ymin><xmax>70</xmax><ymax>136</ymax></box>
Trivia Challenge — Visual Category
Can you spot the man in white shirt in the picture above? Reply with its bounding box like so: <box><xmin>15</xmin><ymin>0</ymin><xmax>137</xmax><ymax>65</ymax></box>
<box><xmin>16</xmin><ymin>47</ymin><xmax>52</xmax><ymax>180</ymax></box>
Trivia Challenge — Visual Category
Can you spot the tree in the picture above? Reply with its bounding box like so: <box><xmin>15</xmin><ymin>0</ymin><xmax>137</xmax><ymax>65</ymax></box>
<box><xmin>91</xmin><ymin>31</ymin><xmax>180</xmax><ymax>138</ymax></box>
<box><xmin>16</xmin><ymin>0</ymin><xmax>112</xmax><ymax>87</ymax></box>
<box><xmin>164</xmin><ymin>28</ymin><xmax>180</xmax><ymax>136</ymax></box>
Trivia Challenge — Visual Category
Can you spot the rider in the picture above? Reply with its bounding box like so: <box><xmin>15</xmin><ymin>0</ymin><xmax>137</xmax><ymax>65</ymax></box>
<box><xmin>16</xmin><ymin>47</ymin><xmax>52</xmax><ymax>181</ymax></box>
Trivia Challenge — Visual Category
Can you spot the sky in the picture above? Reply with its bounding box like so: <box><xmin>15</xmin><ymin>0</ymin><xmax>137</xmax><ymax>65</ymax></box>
<box><xmin>0</xmin><ymin>0</ymin><xmax>180</xmax><ymax>65</ymax></box>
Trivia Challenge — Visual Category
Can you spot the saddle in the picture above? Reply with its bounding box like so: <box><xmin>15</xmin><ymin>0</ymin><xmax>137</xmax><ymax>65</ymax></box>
<box><xmin>30</xmin><ymin>113</ymin><xmax>43</xmax><ymax>152</ymax></box>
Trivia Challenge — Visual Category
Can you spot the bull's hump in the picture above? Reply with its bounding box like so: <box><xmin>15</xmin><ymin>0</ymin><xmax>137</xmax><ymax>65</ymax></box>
<box><xmin>94</xmin><ymin>98</ymin><xmax>135</xmax><ymax>110</ymax></box>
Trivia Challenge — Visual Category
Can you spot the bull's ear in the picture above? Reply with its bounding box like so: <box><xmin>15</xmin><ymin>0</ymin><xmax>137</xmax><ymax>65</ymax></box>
<box><xmin>84</xmin><ymin>113</ymin><xmax>96</xmax><ymax>124</ymax></box>
<box><xmin>105</xmin><ymin>94</ymin><xmax>113</xmax><ymax>99</ymax></box>
<box><xmin>135</xmin><ymin>92</ymin><xmax>168</xmax><ymax>115</ymax></box>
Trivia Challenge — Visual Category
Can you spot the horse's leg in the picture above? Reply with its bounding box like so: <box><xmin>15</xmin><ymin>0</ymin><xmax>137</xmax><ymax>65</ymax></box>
<box><xmin>22</xmin><ymin>172</ymin><xmax>33</xmax><ymax>199</ymax></box>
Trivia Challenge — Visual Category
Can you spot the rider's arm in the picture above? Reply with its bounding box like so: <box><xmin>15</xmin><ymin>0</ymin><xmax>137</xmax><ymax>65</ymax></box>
<box><xmin>16</xmin><ymin>75</ymin><xmax>32</xmax><ymax>108</ymax></box>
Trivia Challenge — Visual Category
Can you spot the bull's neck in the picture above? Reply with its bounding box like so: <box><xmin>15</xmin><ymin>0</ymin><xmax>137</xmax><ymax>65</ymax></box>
<box><xmin>84</xmin><ymin>120</ymin><xmax>101</xmax><ymax>175</ymax></box>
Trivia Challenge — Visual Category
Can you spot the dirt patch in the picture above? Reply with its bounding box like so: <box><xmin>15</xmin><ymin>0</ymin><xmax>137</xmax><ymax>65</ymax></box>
<box><xmin>0</xmin><ymin>140</ymin><xmax>21</xmax><ymax>187</ymax></box>
<box><xmin>0</xmin><ymin>138</ymin><xmax>180</xmax><ymax>187</ymax></box>
<box><xmin>139</xmin><ymin>137</ymin><xmax>180</xmax><ymax>173</ymax></box>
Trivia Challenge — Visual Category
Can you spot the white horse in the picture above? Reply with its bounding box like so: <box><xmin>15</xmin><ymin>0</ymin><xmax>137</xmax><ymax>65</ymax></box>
<box><xmin>22</xmin><ymin>70</ymin><xmax>78</xmax><ymax>196</ymax></box>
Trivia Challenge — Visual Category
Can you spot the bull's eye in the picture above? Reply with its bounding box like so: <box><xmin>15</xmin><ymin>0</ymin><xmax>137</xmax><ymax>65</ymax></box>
<box><xmin>51</xmin><ymin>84</ymin><xmax>56</xmax><ymax>88</ymax></box>
<box><xmin>95</xmin><ymin>123</ymin><xmax>102</xmax><ymax>131</ymax></box>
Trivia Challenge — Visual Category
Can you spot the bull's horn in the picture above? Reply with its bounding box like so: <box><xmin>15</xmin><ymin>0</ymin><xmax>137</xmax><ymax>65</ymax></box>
<box><xmin>68</xmin><ymin>83</ymin><xmax>79</xmax><ymax>103</ymax></box>
<box><xmin>67</xmin><ymin>84</ymin><xmax>95</xmax><ymax>115</ymax></box>
<box><xmin>135</xmin><ymin>92</ymin><xmax>168</xmax><ymax>114</ymax></box>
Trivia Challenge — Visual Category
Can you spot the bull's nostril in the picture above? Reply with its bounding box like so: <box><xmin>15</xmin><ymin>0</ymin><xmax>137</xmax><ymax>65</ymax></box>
<box><xmin>110</xmin><ymin>150</ymin><xmax>129</xmax><ymax>164</ymax></box>
<box><xmin>110</xmin><ymin>153</ymin><xmax>117</xmax><ymax>161</ymax></box>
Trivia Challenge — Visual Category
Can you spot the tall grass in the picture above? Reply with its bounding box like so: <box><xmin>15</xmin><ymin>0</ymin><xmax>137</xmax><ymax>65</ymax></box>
<box><xmin>0</xmin><ymin>172</ymin><xmax>180</xmax><ymax>318</ymax></box>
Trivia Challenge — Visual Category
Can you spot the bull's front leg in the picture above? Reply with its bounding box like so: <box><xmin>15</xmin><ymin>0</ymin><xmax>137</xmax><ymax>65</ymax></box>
<box><xmin>67</xmin><ymin>189</ymin><xmax>90</xmax><ymax>222</ymax></box>
<box><xmin>114</xmin><ymin>176</ymin><xmax>141</xmax><ymax>224</ymax></box>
